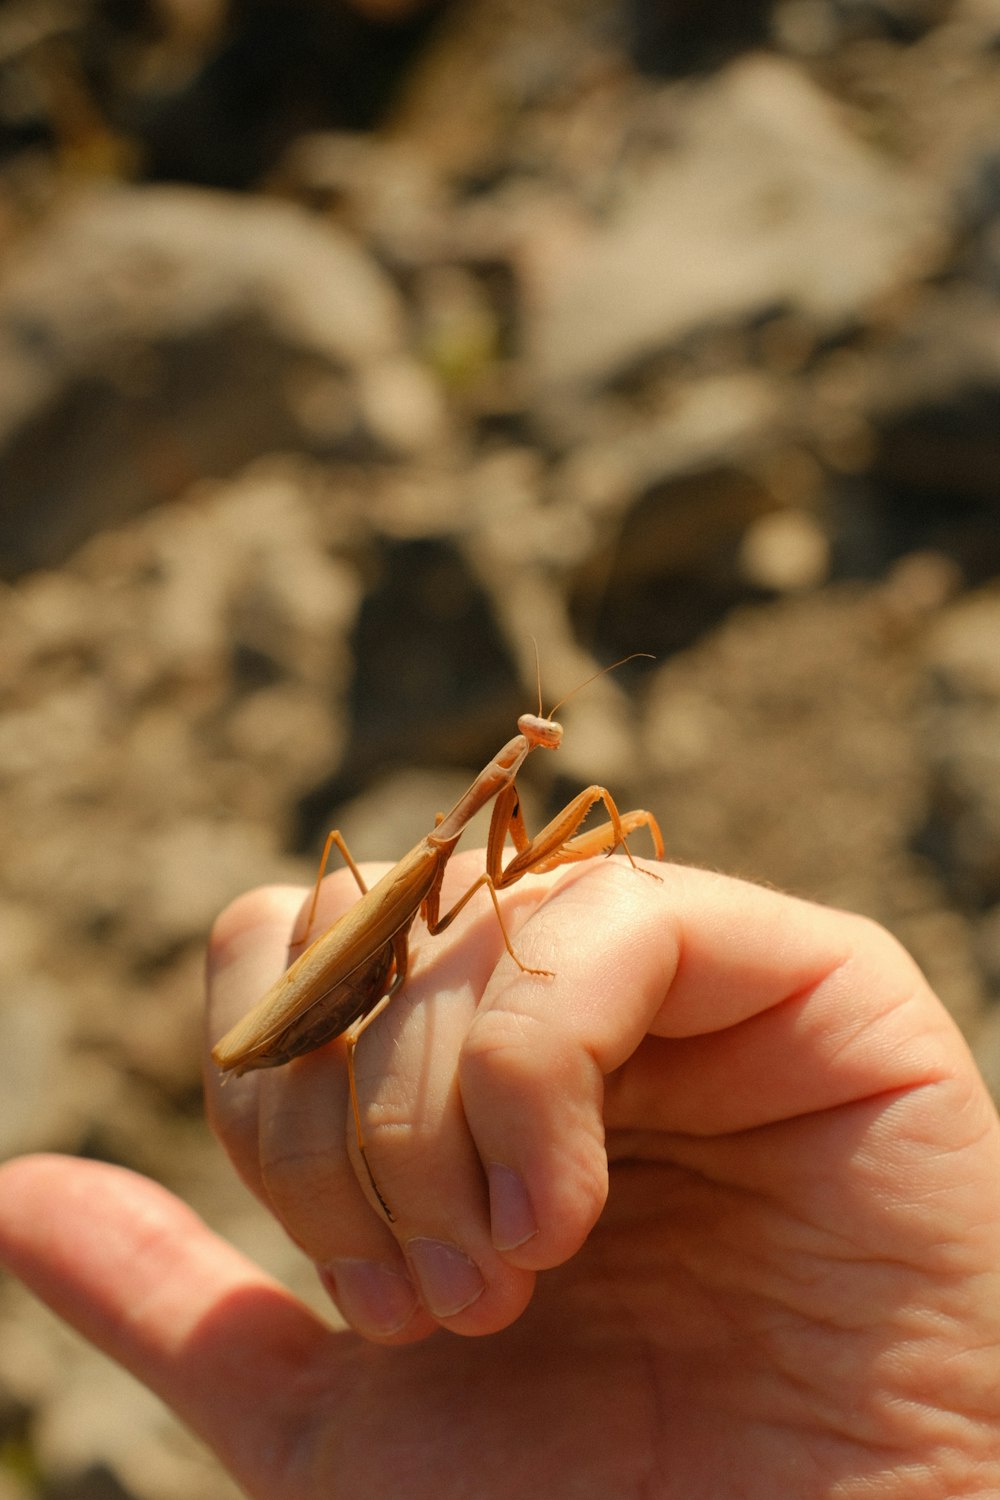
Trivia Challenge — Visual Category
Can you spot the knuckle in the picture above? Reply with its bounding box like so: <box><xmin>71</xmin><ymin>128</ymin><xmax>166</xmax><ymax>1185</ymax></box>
<box><xmin>259</xmin><ymin>1147</ymin><xmax>360</xmax><ymax>1258</ymax></box>
<box><xmin>259</xmin><ymin>1136</ymin><xmax>343</xmax><ymax>1202</ymax></box>
<box><xmin>460</xmin><ymin>1006</ymin><xmax>546</xmax><ymax>1087</ymax></box>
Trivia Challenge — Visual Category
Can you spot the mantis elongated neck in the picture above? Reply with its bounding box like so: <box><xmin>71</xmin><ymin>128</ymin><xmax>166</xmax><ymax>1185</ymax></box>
<box><xmin>432</xmin><ymin>733</ymin><xmax>533</xmax><ymax>844</ymax></box>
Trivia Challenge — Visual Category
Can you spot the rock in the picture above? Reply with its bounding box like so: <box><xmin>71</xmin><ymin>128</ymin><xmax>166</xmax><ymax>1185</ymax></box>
<box><xmin>328</xmin><ymin>767</ymin><xmax>505</xmax><ymax>862</ymax></box>
<box><xmin>971</xmin><ymin>1000</ymin><xmax>1000</xmax><ymax>1104</ymax></box>
<box><xmin>917</xmin><ymin>587</ymin><xmax>1000</xmax><ymax>906</ymax></box>
<box><xmin>0</xmin><ymin>185</ymin><xmax>402</xmax><ymax>372</ymax></box>
<box><xmin>525</xmin><ymin>54</ymin><xmax>944</xmax><ymax>389</ymax></box>
<box><xmin>0</xmin><ymin>973</ymin><xmax>76</xmax><ymax>1158</ymax></box>
<box><xmin>973</xmin><ymin>903</ymin><xmax>1000</xmax><ymax>995</ymax></box>
<box><xmin>357</xmin><ymin>353</ymin><xmax>451</xmax><ymax>455</ymax></box>
<box><xmin>773</xmin><ymin>0</ymin><xmax>950</xmax><ymax>52</ymax></box>
<box><xmin>738</xmin><ymin>507</ymin><xmax>830</xmax><ymax>592</ymax></box>
<box><xmin>0</xmin><ymin>186</ymin><xmax>408</xmax><ymax>573</ymax></box>
<box><xmin>133</xmin><ymin>818</ymin><xmax>287</xmax><ymax>954</ymax></box>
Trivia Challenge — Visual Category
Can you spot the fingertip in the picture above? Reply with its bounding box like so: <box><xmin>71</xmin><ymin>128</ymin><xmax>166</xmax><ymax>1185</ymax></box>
<box><xmin>0</xmin><ymin>1152</ymin><xmax>78</xmax><ymax>1249</ymax></box>
<box><xmin>0</xmin><ymin>1155</ymin><xmax>206</xmax><ymax>1299</ymax></box>
<box><xmin>318</xmin><ymin>1260</ymin><xmax>439</xmax><ymax>1345</ymax></box>
<box><xmin>418</xmin><ymin>1255</ymin><xmax>537</xmax><ymax>1338</ymax></box>
<box><xmin>503</xmin><ymin>1141</ymin><xmax>608</xmax><ymax>1272</ymax></box>
<box><xmin>463</xmin><ymin>1036</ymin><xmax>609</xmax><ymax>1271</ymax></box>
<box><xmin>0</xmin><ymin>1148</ymin><xmax>51</xmax><ymax>1197</ymax></box>
<box><xmin>487</xmin><ymin>1163</ymin><xmax>539</xmax><ymax>1253</ymax></box>
<box><xmin>208</xmin><ymin>885</ymin><xmax>304</xmax><ymax>969</ymax></box>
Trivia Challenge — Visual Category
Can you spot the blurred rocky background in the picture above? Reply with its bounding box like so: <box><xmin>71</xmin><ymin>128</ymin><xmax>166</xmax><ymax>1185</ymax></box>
<box><xmin>0</xmin><ymin>0</ymin><xmax>999</xmax><ymax>1493</ymax></box>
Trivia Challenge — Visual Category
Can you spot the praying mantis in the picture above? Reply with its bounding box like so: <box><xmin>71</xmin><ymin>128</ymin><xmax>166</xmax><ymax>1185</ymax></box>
<box><xmin>212</xmin><ymin>660</ymin><xmax>664</xmax><ymax>1216</ymax></box>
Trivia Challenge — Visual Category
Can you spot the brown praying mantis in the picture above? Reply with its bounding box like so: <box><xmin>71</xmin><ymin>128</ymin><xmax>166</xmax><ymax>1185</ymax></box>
<box><xmin>212</xmin><ymin>659</ymin><xmax>664</xmax><ymax>1217</ymax></box>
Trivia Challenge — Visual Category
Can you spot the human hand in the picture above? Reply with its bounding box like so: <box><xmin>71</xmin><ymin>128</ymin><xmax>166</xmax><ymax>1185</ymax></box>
<box><xmin>1</xmin><ymin>855</ymin><xmax>999</xmax><ymax>1499</ymax></box>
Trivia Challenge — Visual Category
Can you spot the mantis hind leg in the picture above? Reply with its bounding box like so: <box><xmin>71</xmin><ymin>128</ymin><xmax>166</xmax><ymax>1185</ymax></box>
<box><xmin>342</xmin><ymin>927</ymin><xmax>410</xmax><ymax>1222</ymax></box>
<box><xmin>347</xmin><ymin>1029</ymin><xmax>396</xmax><ymax>1221</ymax></box>
<box><xmin>291</xmin><ymin>830</ymin><xmax>370</xmax><ymax>949</ymax></box>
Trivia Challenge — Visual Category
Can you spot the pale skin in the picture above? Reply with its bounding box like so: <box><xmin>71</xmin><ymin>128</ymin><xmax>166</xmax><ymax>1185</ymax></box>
<box><xmin>1</xmin><ymin>854</ymin><xmax>1000</xmax><ymax>1499</ymax></box>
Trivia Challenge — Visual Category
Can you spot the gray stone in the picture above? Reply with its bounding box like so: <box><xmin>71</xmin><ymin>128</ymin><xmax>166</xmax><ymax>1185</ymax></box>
<box><xmin>527</xmin><ymin>55</ymin><xmax>944</xmax><ymax>389</ymax></box>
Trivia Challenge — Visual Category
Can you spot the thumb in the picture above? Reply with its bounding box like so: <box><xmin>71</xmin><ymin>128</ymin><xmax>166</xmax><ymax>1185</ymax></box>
<box><xmin>0</xmin><ymin>1154</ymin><xmax>345</xmax><ymax>1496</ymax></box>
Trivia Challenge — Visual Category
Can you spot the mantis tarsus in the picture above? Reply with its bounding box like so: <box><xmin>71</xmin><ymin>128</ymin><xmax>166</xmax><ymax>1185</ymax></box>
<box><xmin>212</xmin><ymin>663</ymin><xmax>664</xmax><ymax>1218</ymax></box>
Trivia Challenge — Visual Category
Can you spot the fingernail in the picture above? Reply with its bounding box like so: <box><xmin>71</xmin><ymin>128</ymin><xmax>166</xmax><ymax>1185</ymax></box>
<box><xmin>405</xmin><ymin>1237</ymin><xmax>485</xmax><ymax>1318</ymax></box>
<box><xmin>488</xmin><ymin>1163</ymin><xmax>538</xmax><ymax>1251</ymax></box>
<box><xmin>322</xmin><ymin>1258</ymin><xmax>418</xmax><ymax>1336</ymax></box>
